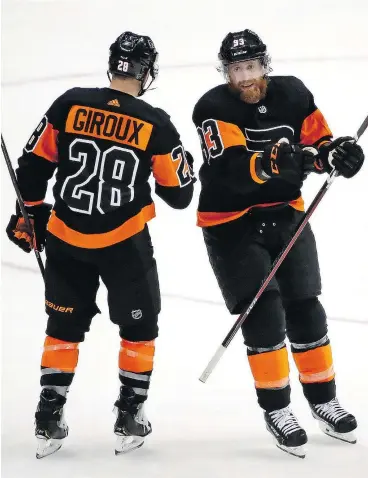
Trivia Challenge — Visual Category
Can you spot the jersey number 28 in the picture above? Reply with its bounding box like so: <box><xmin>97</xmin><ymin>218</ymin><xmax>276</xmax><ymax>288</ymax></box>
<box><xmin>60</xmin><ymin>139</ymin><xmax>138</xmax><ymax>215</ymax></box>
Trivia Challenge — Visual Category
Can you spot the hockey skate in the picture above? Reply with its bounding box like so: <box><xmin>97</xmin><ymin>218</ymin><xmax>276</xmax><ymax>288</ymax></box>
<box><xmin>35</xmin><ymin>389</ymin><xmax>68</xmax><ymax>459</ymax></box>
<box><xmin>264</xmin><ymin>406</ymin><xmax>307</xmax><ymax>458</ymax></box>
<box><xmin>114</xmin><ymin>386</ymin><xmax>152</xmax><ymax>455</ymax></box>
<box><xmin>310</xmin><ymin>398</ymin><xmax>357</xmax><ymax>444</ymax></box>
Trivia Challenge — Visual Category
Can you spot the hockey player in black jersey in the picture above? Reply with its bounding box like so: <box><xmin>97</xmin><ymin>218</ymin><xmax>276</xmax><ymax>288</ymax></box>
<box><xmin>193</xmin><ymin>29</ymin><xmax>364</xmax><ymax>458</ymax></box>
<box><xmin>6</xmin><ymin>31</ymin><xmax>195</xmax><ymax>458</ymax></box>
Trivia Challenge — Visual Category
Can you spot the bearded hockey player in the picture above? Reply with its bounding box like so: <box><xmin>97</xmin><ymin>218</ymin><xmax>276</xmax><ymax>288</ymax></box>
<box><xmin>6</xmin><ymin>31</ymin><xmax>194</xmax><ymax>458</ymax></box>
<box><xmin>192</xmin><ymin>29</ymin><xmax>364</xmax><ymax>457</ymax></box>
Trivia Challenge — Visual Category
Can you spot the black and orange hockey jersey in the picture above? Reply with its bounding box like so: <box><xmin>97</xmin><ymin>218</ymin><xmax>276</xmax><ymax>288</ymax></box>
<box><xmin>192</xmin><ymin>76</ymin><xmax>332</xmax><ymax>227</ymax></box>
<box><xmin>16</xmin><ymin>87</ymin><xmax>194</xmax><ymax>248</ymax></box>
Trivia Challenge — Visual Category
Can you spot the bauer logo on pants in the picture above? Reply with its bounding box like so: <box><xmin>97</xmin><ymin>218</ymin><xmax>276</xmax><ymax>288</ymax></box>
<box><xmin>45</xmin><ymin>299</ymin><xmax>74</xmax><ymax>313</ymax></box>
<box><xmin>131</xmin><ymin>309</ymin><xmax>143</xmax><ymax>320</ymax></box>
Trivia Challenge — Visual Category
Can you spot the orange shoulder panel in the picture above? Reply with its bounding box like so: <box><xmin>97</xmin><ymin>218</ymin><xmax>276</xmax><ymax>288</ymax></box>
<box><xmin>301</xmin><ymin>109</ymin><xmax>332</xmax><ymax>145</ymax></box>
<box><xmin>216</xmin><ymin>120</ymin><xmax>246</xmax><ymax>149</ymax></box>
<box><xmin>33</xmin><ymin>122</ymin><xmax>59</xmax><ymax>163</ymax></box>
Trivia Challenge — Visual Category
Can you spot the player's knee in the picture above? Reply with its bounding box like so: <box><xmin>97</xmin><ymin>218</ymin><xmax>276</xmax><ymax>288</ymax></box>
<box><xmin>285</xmin><ymin>297</ymin><xmax>327</xmax><ymax>344</ymax></box>
<box><xmin>45</xmin><ymin>305</ymin><xmax>98</xmax><ymax>342</ymax></box>
<box><xmin>109</xmin><ymin>263</ymin><xmax>161</xmax><ymax>333</ymax></box>
<box><xmin>242</xmin><ymin>290</ymin><xmax>285</xmax><ymax>348</ymax></box>
<box><xmin>119</xmin><ymin>317</ymin><xmax>159</xmax><ymax>342</ymax></box>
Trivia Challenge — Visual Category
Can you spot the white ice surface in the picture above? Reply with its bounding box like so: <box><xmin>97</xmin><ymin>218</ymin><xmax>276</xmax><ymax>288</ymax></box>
<box><xmin>1</xmin><ymin>266</ymin><xmax>368</xmax><ymax>477</ymax></box>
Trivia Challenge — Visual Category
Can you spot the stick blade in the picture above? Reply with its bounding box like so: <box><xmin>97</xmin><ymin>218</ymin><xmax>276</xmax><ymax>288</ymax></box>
<box><xmin>356</xmin><ymin>114</ymin><xmax>368</xmax><ymax>141</ymax></box>
<box><xmin>199</xmin><ymin>345</ymin><xmax>226</xmax><ymax>383</ymax></box>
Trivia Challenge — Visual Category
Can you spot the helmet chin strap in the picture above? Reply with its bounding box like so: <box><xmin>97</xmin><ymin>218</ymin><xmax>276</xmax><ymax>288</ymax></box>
<box><xmin>138</xmin><ymin>69</ymin><xmax>157</xmax><ymax>97</ymax></box>
<box><xmin>138</xmin><ymin>80</ymin><xmax>155</xmax><ymax>96</ymax></box>
<box><xmin>106</xmin><ymin>66</ymin><xmax>157</xmax><ymax>97</ymax></box>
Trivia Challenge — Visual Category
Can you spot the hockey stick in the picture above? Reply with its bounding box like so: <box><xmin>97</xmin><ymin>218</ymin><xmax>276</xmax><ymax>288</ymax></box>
<box><xmin>1</xmin><ymin>134</ymin><xmax>45</xmax><ymax>278</ymax></box>
<box><xmin>199</xmin><ymin>114</ymin><xmax>368</xmax><ymax>383</ymax></box>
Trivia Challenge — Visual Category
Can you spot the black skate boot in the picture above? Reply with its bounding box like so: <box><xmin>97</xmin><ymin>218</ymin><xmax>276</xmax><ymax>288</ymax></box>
<box><xmin>114</xmin><ymin>386</ymin><xmax>152</xmax><ymax>455</ymax></box>
<box><xmin>264</xmin><ymin>406</ymin><xmax>308</xmax><ymax>458</ymax></box>
<box><xmin>310</xmin><ymin>397</ymin><xmax>357</xmax><ymax>444</ymax></box>
<box><xmin>35</xmin><ymin>389</ymin><xmax>68</xmax><ymax>459</ymax></box>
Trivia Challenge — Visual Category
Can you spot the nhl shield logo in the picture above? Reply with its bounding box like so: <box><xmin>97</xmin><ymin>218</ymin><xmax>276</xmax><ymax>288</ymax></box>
<box><xmin>131</xmin><ymin>309</ymin><xmax>142</xmax><ymax>320</ymax></box>
<box><xmin>258</xmin><ymin>105</ymin><xmax>267</xmax><ymax>114</ymax></box>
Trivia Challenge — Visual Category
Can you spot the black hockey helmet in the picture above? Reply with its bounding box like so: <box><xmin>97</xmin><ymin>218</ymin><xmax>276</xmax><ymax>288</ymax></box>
<box><xmin>108</xmin><ymin>31</ymin><xmax>158</xmax><ymax>96</ymax></box>
<box><xmin>218</xmin><ymin>29</ymin><xmax>270</xmax><ymax>70</ymax></box>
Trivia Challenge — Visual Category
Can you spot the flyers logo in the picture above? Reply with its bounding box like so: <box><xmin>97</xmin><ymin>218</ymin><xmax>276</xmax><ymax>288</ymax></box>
<box><xmin>244</xmin><ymin>125</ymin><xmax>294</xmax><ymax>152</ymax></box>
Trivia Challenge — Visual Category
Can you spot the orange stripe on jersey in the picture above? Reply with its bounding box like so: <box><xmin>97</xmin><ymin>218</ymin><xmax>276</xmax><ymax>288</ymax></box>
<box><xmin>33</xmin><ymin>122</ymin><xmax>59</xmax><ymax>163</ymax></box>
<box><xmin>248</xmin><ymin>347</ymin><xmax>290</xmax><ymax>389</ymax></box>
<box><xmin>197</xmin><ymin>197</ymin><xmax>305</xmax><ymax>227</ymax></box>
<box><xmin>292</xmin><ymin>344</ymin><xmax>335</xmax><ymax>384</ymax></box>
<box><xmin>24</xmin><ymin>200</ymin><xmax>44</xmax><ymax>206</ymax></box>
<box><xmin>66</xmin><ymin>105</ymin><xmax>153</xmax><ymax>151</ymax></box>
<box><xmin>300</xmin><ymin>109</ymin><xmax>332</xmax><ymax>146</ymax></box>
<box><xmin>290</xmin><ymin>196</ymin><xmax>304</xmax><ymax>212</ymax></box>
<box><xmin>41</xmin><ymin>336</ymin><xmax>79</xmax><ymax>373</ymax></box>
<box><xmin>216</xmin><ymin>120</ymin><xmax>247</xmax><ymax>149</ymax></box>
<box><xmin>47</xmin><ymin>203</ymin><xmax>155</xmax><ymax>248</ymax></box>
<box><xmin>119</xmin><ymin>340</ymin><xmax>155</xmax><ymax>373</ymax></box>
<box><xmin>152</xmin><ymin>152</ymin><xmax>179</xmax><ymax>187</ymax></box>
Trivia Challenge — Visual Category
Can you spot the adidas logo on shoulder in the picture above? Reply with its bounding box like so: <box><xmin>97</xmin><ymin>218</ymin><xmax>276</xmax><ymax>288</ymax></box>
<box><xmin>107</xmin><ymin>99</ymin><xmax>120</xmax><ymax>107</ymax></box>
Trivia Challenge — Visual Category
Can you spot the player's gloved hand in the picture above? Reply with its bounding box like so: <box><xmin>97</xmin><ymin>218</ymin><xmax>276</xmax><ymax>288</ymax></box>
<box><xmin>300</xmin><ymin>146</ymin><xmax>318</xmax><ymax>179</ymax></box>
<box><xmin>318</xmin><ymin>137</ymin><xmax>364</xmax><ymax>178</ymax></box>
<box><xmin>260</xmin><ymin>142</ymin><xmax>304</xmax><ymax>186</ymax></box>
<box><xmin>6</xmin><ymin>202</ymin><xmax>52</xmax><ymax>253</ymax></box>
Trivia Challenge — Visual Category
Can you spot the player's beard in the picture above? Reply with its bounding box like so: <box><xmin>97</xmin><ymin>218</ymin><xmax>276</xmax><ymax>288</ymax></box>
<box><xmin>234</xmin><ymin>77</ymin><xmax>268</xmax><ymax>104</ymax></box>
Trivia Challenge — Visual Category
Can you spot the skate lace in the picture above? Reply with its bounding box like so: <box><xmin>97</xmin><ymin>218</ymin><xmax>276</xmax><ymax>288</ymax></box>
<box><xmin>269</xmin><ymin>407</ymin><xmax>301</xmax><ymax>436</ymax></box>
<box><xmin>314</xmin><ymin>398</ymin><xmax>349</xmax><ymax>423</ymax></box>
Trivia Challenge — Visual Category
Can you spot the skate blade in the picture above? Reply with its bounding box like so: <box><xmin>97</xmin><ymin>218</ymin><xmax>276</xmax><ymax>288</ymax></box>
<box><xmin>36</xmin><ymin>437</ymin><xmax>63</xmax><ymax>459</ymax></box>
<box><xmin>275</xmin><ymin>442</ymin><xmax>306</xmax><ymax>458</ymax></box>
<box><xmin>115</xmin><ymin>435</ymin><xmax>145</xmax><ymax>455</ymax></box>
<box><xmin>266</xmin><ymin>424</ymin><xmax>306</xmax><ymax>458</ymax></box>
<box><xmin>318</xmin><ymin>421</ymin><xmax>357</xmax><ymax>444</ymax></box>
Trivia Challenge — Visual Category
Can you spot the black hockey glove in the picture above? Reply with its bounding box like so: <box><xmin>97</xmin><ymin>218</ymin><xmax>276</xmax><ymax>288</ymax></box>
<box><xmin>6</xmin><ymin>202</ymin><xmax>52</xmax><ymax>253</ymax></box>
<box><xmin>260</xmin><ymin>142</ymin><xmax>304</xmax><ymax>186</ymax></box>
<box><xmin>318</xmin><ymin>137</ymin><xmax>365</xmax><ymax>178</ymax></box>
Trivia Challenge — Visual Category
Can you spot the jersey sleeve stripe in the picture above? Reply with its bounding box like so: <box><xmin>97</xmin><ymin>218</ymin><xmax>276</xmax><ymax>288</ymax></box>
<box><xmin>33</xmin><ymin>123</ymin><xmax>59</xmax><ymax>163</ymax></box>
<box><xmin>47</xmin><ymin>203</ymin><xmax>155</xmax><ymax>248</ymax></box>
<box><xmin>151</xmin><ymin>153</ymin><xmax>180</xmax><ymax>187</ymax></box>
<box><xmin>217</xmin><ymin>120</ymin><xmax>247</xmax><ymax>149</ymax></box>
<box><xmin>300</xmin><ymin>109</ymin><xmax>332</xmax><ymax>146</ymax></box>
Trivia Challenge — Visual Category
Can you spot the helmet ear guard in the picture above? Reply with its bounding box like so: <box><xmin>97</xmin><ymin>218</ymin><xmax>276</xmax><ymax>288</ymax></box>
<box><xmin>108</xmin><ymin>31</ymin><xmax>159</xmax><ymax>96</ymax></box>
